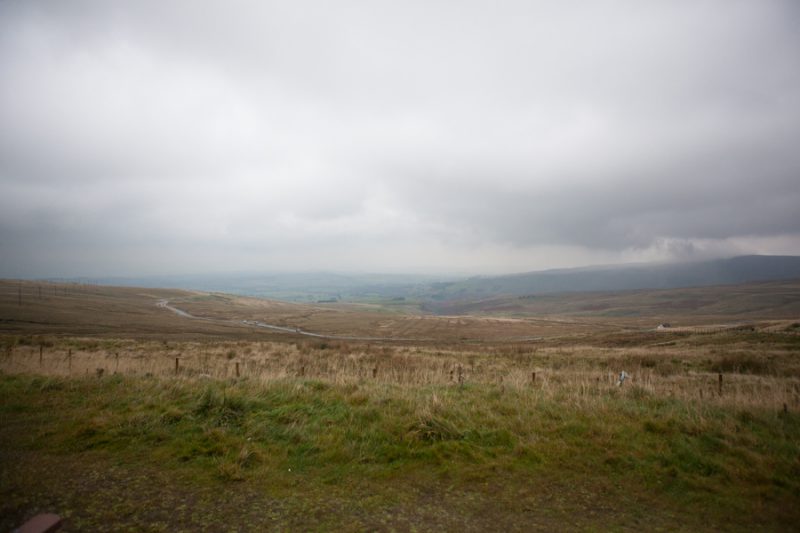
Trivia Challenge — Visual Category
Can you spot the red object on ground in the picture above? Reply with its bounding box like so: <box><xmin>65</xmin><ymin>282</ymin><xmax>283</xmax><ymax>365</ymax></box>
<box><xmin>15</xmin><ymin>513</ymin><xmax>62</xmax><ymax>533</ymax></box>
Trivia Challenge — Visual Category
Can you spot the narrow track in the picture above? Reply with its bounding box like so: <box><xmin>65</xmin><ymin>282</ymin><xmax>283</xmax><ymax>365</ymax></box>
<box><xmin>156</xmin><ymin>299</ymin><xmax>425</xmax><ymax>342</ymax></box>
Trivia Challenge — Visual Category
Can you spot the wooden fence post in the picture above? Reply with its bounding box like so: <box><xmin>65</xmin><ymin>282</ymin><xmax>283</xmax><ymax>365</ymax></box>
<box><xmin>718</xmin><ymin>373</ymin><xmax>723</xmax><ymax>396</ymax></box>
<box><xmin>236</xmin><ymin>362</ymin><xmax>240</xmax><ymax>378</ymax></box>
<box><xmin>39</xmin><ymin>345</ymin><xmax>43</xmax><ymax>366</ymax></box>
<box><xmin>175</xmin><ymin>357</ymin><xmax>180</xmax><ymax>375</ymax></box>
<box><xmin>68</xmin><ymin>349</ymin><xmax>72</xmax><ymax>373</ymax></box>
<box><xmin>531</xmin><ymin>371</ymin><xmax>536</xmax><ymax>385</ymax></box>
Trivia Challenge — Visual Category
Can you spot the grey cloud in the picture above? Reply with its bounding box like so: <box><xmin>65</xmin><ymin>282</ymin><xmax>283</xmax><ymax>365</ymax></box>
<box><xmin>1</xmin><ymin>1</ymin><xmax>799</xmax><ymax>277</ymax></box>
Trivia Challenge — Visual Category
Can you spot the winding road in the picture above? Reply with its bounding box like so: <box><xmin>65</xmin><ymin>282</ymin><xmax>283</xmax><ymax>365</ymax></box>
<box><xmin>155</xmin><ymin>299</ymin><xmax>423</xmax><ymax>341</ymax></box>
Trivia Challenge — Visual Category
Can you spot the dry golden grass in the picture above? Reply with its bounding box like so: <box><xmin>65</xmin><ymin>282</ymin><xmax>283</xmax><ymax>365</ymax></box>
<box><xmin>3</xmin><ymin>333</ymin><xmax>798</xmax><ymax>412</ymax></box>
<box><xmin>2</xmin><ymin>279</ymin><xmax>799</xmax><ymax>413</ymax></box>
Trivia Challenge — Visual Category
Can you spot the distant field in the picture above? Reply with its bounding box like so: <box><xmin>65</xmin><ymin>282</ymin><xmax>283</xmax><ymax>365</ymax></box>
<box><xmin>0</xmin><ymin>280</ymin><xmax>624</xmax><ymax>342</ymax></box>
<box><xmin>424</xmin><ymin>279</ymin><xmax>800</xmax><ymax>321</ymax></box>
<box><xmin>5</xmin><ymin>279</ymin><xmax>798</xmax><ymax>342</ymax></box>
<box><xmin>1</xmin><ymin>279</ymin><xmax>799</xmax><ymax>531</ymax></box>
<box><xmin>0</xmin><ymin>281</ymin><xmax>258</xmax><ymax>339</ymax></box>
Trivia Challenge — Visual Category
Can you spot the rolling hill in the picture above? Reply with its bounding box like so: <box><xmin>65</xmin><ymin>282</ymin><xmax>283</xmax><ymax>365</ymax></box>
<box><xmin>423</xmin><ymin>255</ymin><xmax>800</xmax><ymax>303</ymax></box>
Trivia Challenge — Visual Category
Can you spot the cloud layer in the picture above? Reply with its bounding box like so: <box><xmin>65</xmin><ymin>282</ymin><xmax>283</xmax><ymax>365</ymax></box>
<box><xmin>2</xmin><ymin>1</ymin><xmax>799</xmax><ymax>277</ymax></box>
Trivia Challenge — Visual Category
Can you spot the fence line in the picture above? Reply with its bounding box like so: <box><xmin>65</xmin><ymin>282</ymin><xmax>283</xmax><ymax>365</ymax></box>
<box><xmin>2</xmin><ymin>344</ymin><xmax>797</xmax><ymax>410</ymax></box>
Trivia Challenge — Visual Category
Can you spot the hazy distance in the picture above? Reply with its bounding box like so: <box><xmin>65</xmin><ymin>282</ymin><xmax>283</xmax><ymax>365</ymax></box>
<box><xmin>1</xmin><ymin>1</ymin><xmax>799</xmax><ymax>279</ymax></box>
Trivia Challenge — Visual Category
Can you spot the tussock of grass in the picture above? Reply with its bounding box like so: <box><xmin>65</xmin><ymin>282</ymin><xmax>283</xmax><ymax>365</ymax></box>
<box><xmin>711</xmin><ymin>353</ymin><xmax>773</xmax><ymax>375</ymax></box>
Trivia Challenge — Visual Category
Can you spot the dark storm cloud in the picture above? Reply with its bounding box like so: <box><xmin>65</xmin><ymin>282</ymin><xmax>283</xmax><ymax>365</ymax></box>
<box><xmin>1</xmin><ymin>1</ymin><xmax>799</xmax><ymax>276</ymax></box>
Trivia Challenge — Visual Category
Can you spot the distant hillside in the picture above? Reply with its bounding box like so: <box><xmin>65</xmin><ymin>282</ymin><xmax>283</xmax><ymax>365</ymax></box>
<box><xmin>61</xmin><ymin>256</ymin><xmax>800</xmax><ymax>308</ymax></box>
<box><xmin>423</xmin><ymin>279</ymin><xmax>800</xmax><ymax>319</ymax></box>
<box><xmin>424</xmin><ymin>256</ymin><xmax>800</xmax><ymax>303</ymax></box>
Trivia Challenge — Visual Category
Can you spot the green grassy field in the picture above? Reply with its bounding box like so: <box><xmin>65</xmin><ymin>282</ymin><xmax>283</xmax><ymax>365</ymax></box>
<box><xmin>2</xmin><ymin>371</ymin><xmax>799</xmax><ymax>531</ymax></box>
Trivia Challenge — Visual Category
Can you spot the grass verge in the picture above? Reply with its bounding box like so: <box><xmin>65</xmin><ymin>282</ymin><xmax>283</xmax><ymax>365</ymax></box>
<box><xmin>1</xmin><ymin>372</ymin><xmax>799</xmax><ymax>531</ymax></box>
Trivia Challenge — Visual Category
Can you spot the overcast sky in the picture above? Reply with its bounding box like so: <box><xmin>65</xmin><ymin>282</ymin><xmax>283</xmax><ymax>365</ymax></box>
<box><xmin>1</xmin><ymin>1</ymin><xmax>799</xmax><ymax>278</ymax></box>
